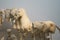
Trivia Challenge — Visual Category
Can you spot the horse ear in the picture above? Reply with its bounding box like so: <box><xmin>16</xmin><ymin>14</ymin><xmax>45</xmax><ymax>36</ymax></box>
<box><xmin>16</xmin><ymin>8</ymin><xmax>24</xmax><ymax>17</ymax></box>
<box><xmin>18</xmin><ymin>8</ymin><xmax>26</xmax><ymax>14</ymax></box>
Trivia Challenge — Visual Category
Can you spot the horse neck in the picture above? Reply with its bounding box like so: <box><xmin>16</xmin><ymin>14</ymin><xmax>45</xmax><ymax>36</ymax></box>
<box><xmin>20</xmin><ymin>14</ymin><xmax>32</xmax><ymax>26</ymax></box>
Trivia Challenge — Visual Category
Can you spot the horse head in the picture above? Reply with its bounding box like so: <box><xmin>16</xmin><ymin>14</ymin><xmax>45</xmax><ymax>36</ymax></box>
<box><xmin>11</xmin><ymin>8</ymin><xmax>32</xmax><ymax>32</ymax></box>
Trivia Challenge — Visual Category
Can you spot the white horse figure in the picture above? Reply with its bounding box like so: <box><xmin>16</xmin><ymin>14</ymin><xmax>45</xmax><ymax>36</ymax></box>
<box><xmin>11</xmin><ymin>8</ymin><xmax>60</xmax><ymax>40</ymax></box>
<box><xmin>14</xmin><ymin>8</ymin><xmax>60</xmax><ymax>33</ymax></box>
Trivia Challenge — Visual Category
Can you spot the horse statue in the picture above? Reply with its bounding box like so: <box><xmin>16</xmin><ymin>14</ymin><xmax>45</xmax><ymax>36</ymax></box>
<box><xmin>9</xmin><ymin>8</ymin><xmax>60</xmax><ymax>40</ymax></box>
<box><xmin>12</xmin><ymin>8</ymin><xmax>60</xmax><ymax>33</ymax></box>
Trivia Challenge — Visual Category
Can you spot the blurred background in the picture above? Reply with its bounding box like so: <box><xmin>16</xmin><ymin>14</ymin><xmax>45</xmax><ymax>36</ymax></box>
<box><xmin>0</xmin><ymin>0</ymin><xmax>60</xmax><ymax>40</ymax></box>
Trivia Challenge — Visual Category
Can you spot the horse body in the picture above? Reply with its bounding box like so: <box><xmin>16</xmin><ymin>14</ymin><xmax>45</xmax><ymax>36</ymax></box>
<box><xmin>42</xmin><ymin>21</ymin><xmax>56</xmax><ymax>33</ymax></box>
<box><xmin>33</xmin><ymin>21</ymin><xmax>46</xmax><ymax>32</ymax></box>
<box><xmin>43</xmin><ymin>21</ymin><xmax>60</xmax><ymax>33</ymax></box>
<box><xmin>33</xmin><ymin>21</ymin><xmax>60</xmax><ymax>33</ymax></box>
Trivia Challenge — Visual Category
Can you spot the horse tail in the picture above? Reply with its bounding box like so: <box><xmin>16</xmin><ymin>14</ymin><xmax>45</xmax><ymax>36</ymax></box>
<box><xmin>56</xmin><ymin>25</ymin><xmax>60</xmax><ymax>32</ymax></box>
